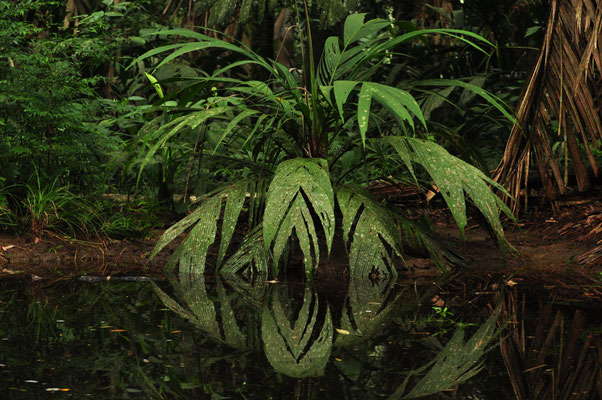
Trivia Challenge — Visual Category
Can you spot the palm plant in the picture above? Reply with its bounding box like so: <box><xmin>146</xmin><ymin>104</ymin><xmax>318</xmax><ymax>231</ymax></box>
<box><xmin>134</xmin><ymin>13</ymin><xmax>515</xmax><ymax>278</ymax></box>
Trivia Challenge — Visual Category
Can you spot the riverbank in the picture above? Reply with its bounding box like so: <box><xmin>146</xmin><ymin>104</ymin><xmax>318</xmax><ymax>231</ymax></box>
<box><xmin>1</xmin><ymin>193</ymin><xmax>601</xmax><ymax>304</ymax></box>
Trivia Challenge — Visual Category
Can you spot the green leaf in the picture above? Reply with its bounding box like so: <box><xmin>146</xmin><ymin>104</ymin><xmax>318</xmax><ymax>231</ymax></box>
<box><xmin>525</xmin><ymin>25</ymin><xmax>542</xmax><ymax>38</ymax></box>
<box><xmin>138</xmin><ymin>107</ymin><xmax>230</xmax><ymax>183</ymax></box>
<box><xmin>343</xmin><ymin>13</ymin><xmax>367</xmax><ymax>46</ymax></box>
<box><xmin>336</xmin><ymin>185</ymin><xmax>401</xmax><ymax>277</ymax></box>
<box><xmin>357</xmin><ymin>83</ymin><xmax>373</xmax><ymax>147</ymax></box>
<box><xmin>144</xmin><ymin>72</ymin><xmax>164</xmax><ymax>98</ymax></box>
<box><xmin>217</xmin><ymin>184</ymin><xmax>247</xmax><ymax>266</ymax></box>
<box><xmin>318</xmin><ymin>36</ymin><xmax>341</xmax><ymax>84</ymax></box>
<box><xmin>370</xmin><ymin>83</ymin><xmax>426</xmax><ymax>130</ymax></box>
<box><xmin>263</xmin><ymin>158</ymin><xmax>335</xmax><ymax>277</ymax></box>
<box><xmin>343</xmin><ymin>13</ymin><xmax>391</xmax><ymax>47</ymax></box>
<box><xmin>385</xmin><ymin>137</ymin><xmax>514</xmax><ymax>242</ymax></box>
<box><xmin>151</xmin><ymin>182</ymin><xmax>248</xmax><ymax>274</ymax></box>
<box><xmin>417</xmin><ymin>79</ymin><xmax>517</xmax><ymax>125</ymax></box>
<box><xmin>221</xmin><ymin>226</ymin><xmax>269</xmax><ymax>275</ymax></box>
<box><xmin>333</xmin><ymin>80</ymin><xmax>358</xmax><ymax>122</ymax></box>
<box><xmin>212</xmin><ymin>108</ymin><xmax>258</xmax><ymax>153</ymax></box>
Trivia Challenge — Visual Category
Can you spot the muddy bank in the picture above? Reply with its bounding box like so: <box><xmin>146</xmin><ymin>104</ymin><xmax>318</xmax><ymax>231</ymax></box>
<box><xmin>0</xmin><ymin>231</ymin><xmax>177</xmax><ymax>279</ymax></box>
<box><xmin>1</xmin><ymin>196</ymin><xmax>602</xmax><ymax>294</ymax></box>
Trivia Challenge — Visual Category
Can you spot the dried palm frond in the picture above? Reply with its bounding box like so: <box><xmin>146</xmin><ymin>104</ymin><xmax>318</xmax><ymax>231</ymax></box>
<box><xmin>495</xmin><ymin>0</ymin><xmax>602</xmax><ymax>211</ymax></box>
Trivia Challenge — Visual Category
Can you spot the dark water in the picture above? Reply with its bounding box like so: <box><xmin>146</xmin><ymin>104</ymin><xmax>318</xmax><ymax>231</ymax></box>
<box><xmin>0</xmin><ymin>273</ymin><xmax>600</xmax><ymax>399</ymax></box>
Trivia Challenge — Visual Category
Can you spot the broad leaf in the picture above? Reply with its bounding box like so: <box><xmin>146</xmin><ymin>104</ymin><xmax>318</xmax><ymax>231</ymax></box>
<box><xmin>386</xmin><ymin>137</ymin><xmax>514</xmax><ymax>243</ymax></box>
<box><xmin>337</xmin><ymin>185</ymin><xmax>402</xmax><ymax>277</ymax></box>
<box><xmin>221</xmin><ymin>226</ymin><xmax>269</xmax><ymax>275</ymax></box>
<box><xmin>333</xmin><ymin>80</ymin><xmax>358</xmax><ymax>122</ymax></box>
<box><xmin>264</xmin><ymin>158</ymin><xmax>335</xmax><ymax>277</ymax></box>
<box><xmin>357</xmin><ymin>83</ymin><xmax>426</xmax><ymax>146</ymax></box>
<box><xmin>343</xmin><ymin>13</ymin><xmax>391</xmax><ymax>48</ymax></box>
<box><xmin>151</xmin><ymin>182</ymin><xmax>248</xmax><ymax>274</ymax></box>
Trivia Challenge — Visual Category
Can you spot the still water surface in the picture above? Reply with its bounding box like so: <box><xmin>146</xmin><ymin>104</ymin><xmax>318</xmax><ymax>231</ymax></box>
<box><xmin>0</xmin><ymin>273</ymin><xmax>599</xmax><ymax>399</ymax></box>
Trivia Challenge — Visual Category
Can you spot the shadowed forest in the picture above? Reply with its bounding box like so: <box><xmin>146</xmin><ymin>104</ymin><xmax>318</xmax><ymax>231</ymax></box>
<box><xmin>2</xmin><ymin>0</ymin><xmax>602</xmax><ymax>278</ymax></box>
<box><xmin>1</xmin><ymin>1</ymin><xmax>602</xmax><ymax>398</ymax></box>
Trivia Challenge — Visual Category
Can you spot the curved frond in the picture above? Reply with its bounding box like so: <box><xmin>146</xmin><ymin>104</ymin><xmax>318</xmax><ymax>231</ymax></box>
<box><xmin>151</xmin><ymin>182</ymin><xmax>248</xmax><ymax>275</ymax></box>
<box><xmin>337</xmin><ymin>185</ymin><xmax>402</xmax><ymax>277</ymax></box>
<box><xmin>264</xmin><ymin>158</ymin><xmax>335</xmax><ymax>277</ymax></box>
<box><xmin>138</xmin><ymin>106</ymin><xmax>231</xmax><ymax>183</ymax></box>
<box><xmin>416</xmin><ymin>79</ymin><xmax>517</xmax><ymax>125</ymax></box>
<box><xmin>385</xmin><ymin>137</ymin><xmax>514</xmax><ymax>244</ymax></box>
<box><xmin>221</xmin><ymin>226</ymin><xmax>269</xmax><ymax>276</ymax></box>
<box><xmin>357</xmin><ymin>82</ymin><xmax>426</xmax><ymax>146</ymax></box>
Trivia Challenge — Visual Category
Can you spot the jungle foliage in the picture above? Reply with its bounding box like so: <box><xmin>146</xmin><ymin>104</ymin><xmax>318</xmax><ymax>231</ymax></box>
<box><xmin>138</xmin><ymin>13</ymin><xmax>516</xmax><ymax>278</ymax></box>
<box><xmin>0</xmin><ymin>0</ymin><xmax>564</xmax><ymax>275</ymax></box>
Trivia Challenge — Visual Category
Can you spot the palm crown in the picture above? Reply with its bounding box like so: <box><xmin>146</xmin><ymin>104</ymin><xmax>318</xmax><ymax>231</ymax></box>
<box><xmin>133</xmin><ymin>13</ymin><xmax>515</xmax><ymax>278</ymax></box>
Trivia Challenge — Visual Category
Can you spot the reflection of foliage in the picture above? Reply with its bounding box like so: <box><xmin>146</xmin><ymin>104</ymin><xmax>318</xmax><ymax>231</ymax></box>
<box><xmin>262</xmin><ymin>286</ymin><xmax>333</xmax><ymax>378</ymax></box>
<box><xmin>391</xmin><ymin>304</ymin><xmax>502</xmax><ymax>399</ymax></box>
<box><xmin>1</xmin><ymin>277</ymin><xmax>507</xmax><ymax>398</ymax></box>
<box><xmin>153</xmin><ymin>274</ymin><xmax>252</xmax><ymax>350</ymax></box>
<box><xmin>336</xmin><ymin>276</ymin><xmax>402</xmax><ymax>347</ymax></box>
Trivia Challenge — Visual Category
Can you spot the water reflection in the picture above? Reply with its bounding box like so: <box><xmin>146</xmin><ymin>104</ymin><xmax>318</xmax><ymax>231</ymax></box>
<box><xmin>499</xmin><ymin>287</ymin><xmax>602</xmax><ymax>400</ymax></box>
<box><xmin>2</xmin><ymin>274</ymin><xmax>599</xmax><ymax>399</ymax></box>
<box><xmin>154</xmin><ymin>270</ymin><xmax>503</xmax><ymax>398</ymax></box>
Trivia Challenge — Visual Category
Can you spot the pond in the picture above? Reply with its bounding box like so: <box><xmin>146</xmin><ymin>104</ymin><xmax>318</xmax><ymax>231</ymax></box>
<box><xmin>0</xmin><ymin>272</ymin><xmax>600</xmax><ymax>399</ymax></box>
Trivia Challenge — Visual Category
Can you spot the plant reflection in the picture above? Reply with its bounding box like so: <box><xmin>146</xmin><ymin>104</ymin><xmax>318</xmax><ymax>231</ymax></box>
<box><xmin>7</xmin><ymin>275</ymin><xmax>597</xmax><ymax>399</ymax></box>
<box><xmin>153</xmin><ymin>269</ymin><xmax>505</xmax><ymax>398</ymax></box>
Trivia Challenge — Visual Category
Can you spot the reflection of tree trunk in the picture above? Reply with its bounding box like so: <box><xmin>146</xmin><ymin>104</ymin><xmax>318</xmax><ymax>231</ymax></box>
<box><xmin>495</xmin><ymin>0</ymin><xmax>602</xmax><ymax>210</ymax></box>
<box><xmin>499</xmin><ymin>288</ymin><xmax>602</xmax><ymax>400</ymax></box>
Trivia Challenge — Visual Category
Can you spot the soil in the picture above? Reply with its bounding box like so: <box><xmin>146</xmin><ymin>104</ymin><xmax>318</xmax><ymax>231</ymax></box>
<box><xmin>1</xmin><ymin>193</ymin><xmax>601</xmax><ymax>303</ymax></box>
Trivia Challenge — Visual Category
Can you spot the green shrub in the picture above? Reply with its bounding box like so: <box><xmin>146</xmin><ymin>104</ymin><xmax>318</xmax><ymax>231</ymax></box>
<box><xmin>134</xmin><ymin>14</ymin><xmax>515</xmax><ymax>278</ymax></box>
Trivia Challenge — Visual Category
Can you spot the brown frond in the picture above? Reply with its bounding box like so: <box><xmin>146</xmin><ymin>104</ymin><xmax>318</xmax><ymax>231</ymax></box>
<box><xmin>495</xmin><ymin>0</ymin><xmax>602</xmax><ymax>212</ymax></box>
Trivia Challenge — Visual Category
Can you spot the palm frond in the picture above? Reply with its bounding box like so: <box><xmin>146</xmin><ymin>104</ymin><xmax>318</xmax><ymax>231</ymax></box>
<box><xmin>386</xmin><ymin>136</ymin><xmax>514</xmax><ymax>246</ymax></box>
<box><xmin>336</xmin><ymin>184</ymin><xmax>402</xmax><ymax>277</ymax></box>
<box><xmin>263</xmin><ymin>158</ymin><xmax>335</xmax><ymax>277</ymax></box>
<box><xmin>151</xmin><ymin>182</ymin><xmax>248</xmax><ymax>274</ymax></box>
